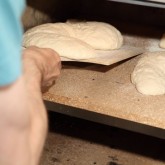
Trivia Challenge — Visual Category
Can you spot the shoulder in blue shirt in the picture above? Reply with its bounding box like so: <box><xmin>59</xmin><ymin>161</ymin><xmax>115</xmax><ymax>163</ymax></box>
<box><xmin>0</xmin><ymin>0</ymin><xmax>25</xmax><ymax>86</ymax></box>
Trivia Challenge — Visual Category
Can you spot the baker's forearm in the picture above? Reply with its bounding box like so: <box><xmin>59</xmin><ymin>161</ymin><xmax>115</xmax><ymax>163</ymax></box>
<box><xmin>23</xmin><ymin>60</ymin><xmax>48</xmax><ymax>165</ymax></box>
<box><xmin>0</xmin><ymin>68</ymin><xmax>47</xmax><ymax>165</ymax></box>
<box><xmin>21</xmin><ymin>46</ymin><xmax>60</xmax><ymax>165</ymax></box>
<box><xmin>0</xmin><ymin>77</ymin><xmax>31</xmax><ymax>165</ymax></box>
<box><xmin>27</xmin><ymin>90</ymin><xmax>47</xmax><ymax>165</ymax></box>
<box><xmin>0</xmin><ymin>74</ymin><xmax>46</xmax><ymax>165</ymax></box>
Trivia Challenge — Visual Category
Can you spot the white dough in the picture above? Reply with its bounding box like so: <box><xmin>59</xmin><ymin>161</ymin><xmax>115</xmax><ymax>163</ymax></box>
<box><xmin>131</xmin><ymin>51</ymin><xmax>165</xmax><ymax>95</ymax></box>
<box><xmin>23</xmin><ymin>21</ymin><xmax>123</xmax><ymax>59</ymax></box>
<box><xmin>66</xmin><ymin>21</ymin><xmax>123</xmax><ymax>50</ymax></box>
<box><xmin>160</xmin><ymin>33</ymin><xmax>165</xmax><ymax>48</ymax></box>
<box><xmin>23</xmin><ymin>32</ymin><xmax>96</xmax><ymax>60</ymax></box>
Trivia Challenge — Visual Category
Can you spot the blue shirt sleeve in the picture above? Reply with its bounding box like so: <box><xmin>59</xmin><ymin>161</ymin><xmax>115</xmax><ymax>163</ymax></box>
<box><xmin>0</xmin><ymin>0</ymin><xmax>25</xmax><ymax>86</ymax></box>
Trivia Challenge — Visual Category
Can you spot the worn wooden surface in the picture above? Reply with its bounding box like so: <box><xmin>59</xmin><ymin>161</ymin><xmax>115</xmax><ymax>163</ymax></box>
<box><xmin>43</xmin><ymin>23</ymin><xmax>165</xmax><ymax>130</ymax></box>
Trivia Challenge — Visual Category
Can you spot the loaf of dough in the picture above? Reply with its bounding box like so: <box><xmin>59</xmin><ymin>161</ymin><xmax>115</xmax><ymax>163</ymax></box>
<box><xmin>23</xmin><ymin>21</ymin><xmax>123</xmax><ymax>59</ymax></box>
<box><xmin>131</xmin><ymin>51</ymin><xmax>165</xmax><ymax>95</ymax></box>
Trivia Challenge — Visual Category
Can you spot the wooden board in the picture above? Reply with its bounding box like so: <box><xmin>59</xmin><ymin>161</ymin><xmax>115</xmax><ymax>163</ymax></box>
<box><xmin>61</xmin><ymin>46</ymin><xmax>144</xmax><ymax>65</ymax></box>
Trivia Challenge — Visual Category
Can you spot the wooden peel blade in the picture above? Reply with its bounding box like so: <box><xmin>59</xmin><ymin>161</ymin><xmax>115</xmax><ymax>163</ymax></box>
<box><xmin>61</xmin><ymin>46</ymin><xmax>144</xmax><ymax>65</ymax></box>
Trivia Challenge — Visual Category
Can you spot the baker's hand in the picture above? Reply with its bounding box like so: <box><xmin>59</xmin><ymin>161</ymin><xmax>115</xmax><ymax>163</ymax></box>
<box><xmin>23</xmin><ymin>46</ymin><xmax>61</xmax><ymax>88</ymax></box>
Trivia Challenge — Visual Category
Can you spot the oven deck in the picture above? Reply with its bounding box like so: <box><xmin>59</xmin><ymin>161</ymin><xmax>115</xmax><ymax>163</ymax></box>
<box><xmin>43</xmin><ymin>22</ymin><xmax>165</xmax><ymax>139</ymax></box>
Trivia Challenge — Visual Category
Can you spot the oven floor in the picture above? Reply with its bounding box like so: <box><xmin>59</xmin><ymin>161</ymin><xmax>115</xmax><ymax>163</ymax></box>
<box><xmin>40</xmin><ymin>111</ymin><xmax>165</xmax><ymax>165</ymax></box>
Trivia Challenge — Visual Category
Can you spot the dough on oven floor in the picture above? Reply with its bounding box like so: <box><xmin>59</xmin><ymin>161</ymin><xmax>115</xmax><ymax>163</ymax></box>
<box><xmin>131</xmin><ymin>51</ymin><xmax>165</xmax><ymax>95</ymax></box>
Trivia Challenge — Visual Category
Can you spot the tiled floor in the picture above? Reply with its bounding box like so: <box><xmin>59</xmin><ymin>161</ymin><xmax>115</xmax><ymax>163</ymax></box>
<box><xmin>40</xmin><ymin>111</ymin><xmax>165</xmax><ymax>165</ymax></box>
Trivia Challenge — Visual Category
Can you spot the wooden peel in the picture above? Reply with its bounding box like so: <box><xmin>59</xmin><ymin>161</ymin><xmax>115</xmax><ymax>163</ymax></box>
<box><xmin>22</xmin><ymin>45</ymin><xmax>144</xmax><ymax>66</ymax></box>
<box><xmin>61</xmin><ymin>45</ymin><xmax>144</xmax><ymax>65</ymax></box>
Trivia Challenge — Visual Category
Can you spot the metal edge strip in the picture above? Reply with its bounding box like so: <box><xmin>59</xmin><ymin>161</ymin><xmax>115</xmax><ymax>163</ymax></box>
<box><xmin>108</xmin><ymin>0</ymin><xmax>165</xmax><ymax>8</ymax></box>
<box><xmin>45</xmin><ymin>101</ymin><xmax>165</xmax><ymax>140</ymax></box>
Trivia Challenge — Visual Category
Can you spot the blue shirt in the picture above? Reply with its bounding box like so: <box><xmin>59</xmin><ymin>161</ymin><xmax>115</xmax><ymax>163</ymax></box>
<box><xmin>0</xmin><ymin>0</ymin><xmax>25</xmax><ymax>86</ymax></box>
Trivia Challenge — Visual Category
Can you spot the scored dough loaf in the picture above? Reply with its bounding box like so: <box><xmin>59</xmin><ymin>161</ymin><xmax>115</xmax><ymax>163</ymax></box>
<box><xmin>23</xmin><ymin>21</ymin><xmax>123</xmax><ymax>59</ymax></box>
<box><xmin>131</xmin><ymin>51</ymin><xmax>165</xmax><ymax>95</ymax></box>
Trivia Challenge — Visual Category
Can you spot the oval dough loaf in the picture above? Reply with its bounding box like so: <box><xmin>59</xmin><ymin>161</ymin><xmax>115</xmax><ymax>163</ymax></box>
<box><xmin>23</xmin><ymin>21</ymin><xmax>123</xmax><ymax>59</ymax></box>
<box><xmin>131</xmin><ymin>51</ymin><xmax>165</xmax><ymax>95</ymax></box>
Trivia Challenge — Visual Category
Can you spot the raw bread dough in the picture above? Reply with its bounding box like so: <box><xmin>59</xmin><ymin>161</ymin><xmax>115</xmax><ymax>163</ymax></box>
<box><xmin>66</xmin><ymin>20</ymin><xmax>123</xmax><ymax>50</ymax></box>
<box><xmin>160</xmin><ymin>33</ymin><xmax>165</xmax><ymax>48</ymax></box>
<box><xmin>23</xmin><ymin>21</ymin><xmax>123</xmax><ymax>59</ymax></box>
<box><xmin>131</xmin><ymin>51</ymin><xmax>165</xmax><ymax>95</ymax></box>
